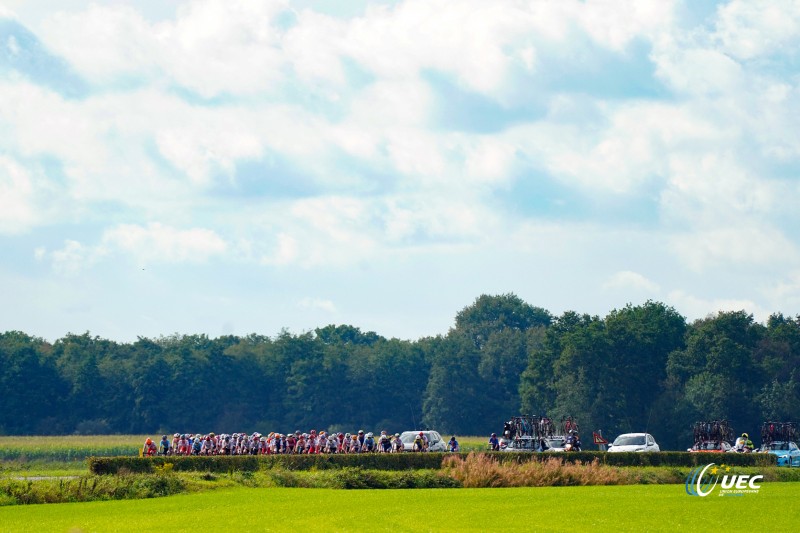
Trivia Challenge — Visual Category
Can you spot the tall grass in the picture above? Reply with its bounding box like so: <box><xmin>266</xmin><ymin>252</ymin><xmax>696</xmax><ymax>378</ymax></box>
<box><xmin>442</xmin><ymin>452</ymin><xmax>683</xmax><ymax>487</ymax></box>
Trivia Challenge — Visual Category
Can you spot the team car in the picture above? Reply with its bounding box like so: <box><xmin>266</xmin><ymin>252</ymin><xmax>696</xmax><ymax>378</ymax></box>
<box><xmin>760</xmin><ymin>441</ymin><xmax>800</xmax><ymax>467</ymax></box>
<box><xmin>607</xmin><ymin>433</ymin><xmax>660</xmax><ymax>453</ymax></box>
<box><xmin>398</xmin><ymin>431</ymin><xmax>446</xmax><ymax>452</ymax></box>
<box><xmin>688</xmin><ymin>440</ymin><xmax>732</xmax><ymax>453</ymax></box>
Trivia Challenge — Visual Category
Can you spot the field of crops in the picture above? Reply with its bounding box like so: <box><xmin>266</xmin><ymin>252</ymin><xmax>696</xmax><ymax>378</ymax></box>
<box><xmin>0</xmin><ymin>435</ymin><xmax>143</xmax><ymax>461</ymax></box>
<box><xmin>0</xmin><ymin>434</ymin><xmax>488</xmax><ymax>459</ymax></box>
<box><xmin>2</xmin><ymin>483</ymin><xmax>798</xmax><ymax>531</ymax></box>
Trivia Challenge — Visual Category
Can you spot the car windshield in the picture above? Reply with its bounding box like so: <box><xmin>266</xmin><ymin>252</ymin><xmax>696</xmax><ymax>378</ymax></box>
<box><xmin>613</xmin><ymin>436</ymin><xmax>646</xmax><ymax>446</ymax></box>
<box><xmin>400</xmin><ymin>433</ymin><xmax>423</xmax><ymax>444</ymax></box>
<box><xmin>547</xmin><ymin>438</ymin><xmax>565</xmax><ymax>448</ymax></box>
<box><xmin>767</xmin><ymin>442</ymin><xmax>790</xmax><ymax>451</ymax></box>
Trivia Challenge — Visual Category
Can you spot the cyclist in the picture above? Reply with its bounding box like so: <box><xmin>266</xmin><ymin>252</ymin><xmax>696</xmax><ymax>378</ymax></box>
<box><xmin>363</xmin><ymin>432</ymin><xmax>376</xmax><ymax>452</ymax></box>
<box><xmin>413</xmin><ymin>432</ymin><xmax>426</xmax><ymax>452</ymax></box>
<box><xmin>565</xmin><ymin>431</ymin><xmax>582</xmax><ymax>452</ymax></box>
<box><xmin>734</xmin><ymin>433</ymin><xmax>754</xmax><ymax>452</ymax></box>
<box><xmin>379</xmin><ymin>431</ymin><xmax>392</xmax><ymax>453</ymax></box>
<box><xmin>143</xmin><ymin>437</ymin><xmax>157</xmax><ymax>457</ymax></box>
<box><xmin>158</xmin><ymin>435</ymin><xmax>171</xmax><ymax>455</ymax></box>
<box><xmin>350</xmin><ymin>434</ymin><xmax>362</xmax><ymax>453</ymax></box>
<box><xmin>448</xmin><ymin>435</ymin><xmax>460</xmax><ymax>452</ymax></box>
<box><xmin>391</xmin><ymin>433</ymin><xmax>403</xmax><ymax>453</ymax></box>
<box><xmin>192</xmin><ymin>435</ymin><xmax>202</xmax><ymax>455</ymax></box>
<box><xmin>488</xmin><ymin>433</ymin><xmax>500</xmax><ymax>451</ymax></box>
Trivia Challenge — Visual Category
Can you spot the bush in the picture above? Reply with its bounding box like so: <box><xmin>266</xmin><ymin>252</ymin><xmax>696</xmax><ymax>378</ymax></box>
<box><xmin>89</xmin><ymin>453</ymin><xmax>446</xmax><ymax>474</ymax></box>
<box><xmin>0</xmin><ymin>474</ymin><xmax>187</xmax><ymax>505</ymax></box>
<box><xmin>87</xmin><ymin>451</ymin><xmax>775</xmax><ymax>476</ymax></box>
<box><xmin>264</xmin><ymin>467</ymin><xmax>461</xmax><ymax>489</ymax></box>
<box><xmin>483</xmin><ymin>451</ymin><xmax>776</xmax><ymax>467</ymax></box>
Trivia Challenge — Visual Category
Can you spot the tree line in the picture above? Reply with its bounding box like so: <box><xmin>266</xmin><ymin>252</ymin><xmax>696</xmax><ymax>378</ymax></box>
<box><xmin>1</xmin><ymin>294</ymin><xmax>798</xmax><ymax>450</ymax></box>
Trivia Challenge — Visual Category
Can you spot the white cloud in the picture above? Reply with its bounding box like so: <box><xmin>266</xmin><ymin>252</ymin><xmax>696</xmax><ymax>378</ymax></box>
<box><xmin>297</xmin><ymin>297</ymin><xmax>337</xmax><ymax>313</ymax></box>
<box><xmin>577</xmin><ymin>0</ymin><xmax>677</xmax><ymax>51</ymax></box>
<box><xmin>41</xmin><ymin>223</ymin><xmax>229</xmax><ymax>275</ymax></box>
<box><xmin>37</xmin><ymin>5</ymin><xmax>159</xmax><ymax>83</ymax></box>
<box><xmin>669</xmin><ymin>225</ymin><xmax>799</xmax><ymax>272</ymax></box>
<box><xmin>763</xmin><ymin>270</ymin><xmax>800</xmax><ymax>312</ymax></box>
<box><xmin>602</xmin><ymin>271</ymin><xmax>660</xmax><ymax>293</ymax></box>
<box><xmin>510</xmin><ymin>101</ymin><xmax>727</xmax><ymax>195</ymax></box>
<box><xmin>653</xmin><ymin>46</ymin><xmax>744</xmax><ymax>96</ymax></box>
<box><xmin>38</xmin><ymin>1</ymin><xmax>289</xmax><ymax>97</ymax></box>
<box><xmin>49</xmin><ymin>239</ymin><xmax>101</xmax><ymax>276</ymax></box>
<box><xmin>3</xmin><ymin>0</ymin><xmax>800</xmax><ymax>342</ymax></box>
<box><xmin>714</xmin><ymin>0</ymin><xmax>800</xmax><ymax>60</ymax></box>
<box><xmin>668</xmin><ymin>289</ymin><xmax>770</xmax><ymax>322</ymax></box>
<box><xmin>661</xmin><ymin>152</ymin><xmax>779</xmax><ymax>226</ymax></box>
<box><xmin>0</xmin><ymin>155</ymin><xmax>39</xmax><ymax>233</ymax></box>
<box><xmin>102</xmin><ymin>223</ymin><xmax>228</xmax><ymax>263</ymax></box>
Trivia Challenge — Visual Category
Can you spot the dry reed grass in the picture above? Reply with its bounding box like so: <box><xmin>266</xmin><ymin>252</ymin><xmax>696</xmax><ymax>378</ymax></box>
<box><xmin>443</xmin><ymin>452</ymin><xmax>655</xmax><ymax>488</ymax></box>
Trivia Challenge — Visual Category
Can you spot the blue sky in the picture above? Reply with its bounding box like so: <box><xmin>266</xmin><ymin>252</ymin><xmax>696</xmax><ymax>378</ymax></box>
<box><xmin>1</xmin><ymin>0</ymin><xmax>799</xmax><ymax>342</ymax></box>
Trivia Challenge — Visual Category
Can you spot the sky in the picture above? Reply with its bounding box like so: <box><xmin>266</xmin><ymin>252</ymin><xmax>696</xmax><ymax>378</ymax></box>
<box><xmin>1</xmin><ymin>0</ymin><xmax>799</xmax><ymax>343</ymax></box>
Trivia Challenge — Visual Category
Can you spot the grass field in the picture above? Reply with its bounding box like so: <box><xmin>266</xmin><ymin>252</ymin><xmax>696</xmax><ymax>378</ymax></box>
<box><xmin>0</xmin><ymin>435</ymin><xmax>145</xmax><ymax>477</ymax></box>
<box><xmin>0</xmin><ymin>435</ymin><xmax>490</xmax><ymax>476</ymax></box>
<box><xmin>0</xmin><ymin>435</ymin><xmax>143</xmax><ymax>460</ymax></box>
<box><xmin>1</xmin><ymin>483</ymin><xmax>798</xmax><ymax>531</ymax></box>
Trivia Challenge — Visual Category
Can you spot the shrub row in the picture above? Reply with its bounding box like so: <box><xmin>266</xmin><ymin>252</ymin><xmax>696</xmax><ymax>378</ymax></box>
<box><xmin>88</xmin><ymin>451</ymin><xmax>775</xmax><ymax>475</ymax></box>
<box><xmin>88</xmin><ymin>453</ymin><xmax>447</xmax><ymax>474</ymax></box>
<box><xmin>266</xmin><ymin>467</ymin><xmax>461</xmax><ymax>489</ymax></box>
<box><xmin>0</xmin><ymin>474</ymin><xmax>186</xmax><ymax>505</ymax></box>
<box><xmin>510</xmin><ymin>451</ymin><xmax>778</xmax><ymax>467</ymax></box>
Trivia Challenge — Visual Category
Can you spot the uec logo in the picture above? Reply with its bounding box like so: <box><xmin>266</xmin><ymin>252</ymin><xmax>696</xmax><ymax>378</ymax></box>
<box><xmin>685</xmin><ymin>463</ymin><xmax>763</xmax><ymax>497</ymax></box>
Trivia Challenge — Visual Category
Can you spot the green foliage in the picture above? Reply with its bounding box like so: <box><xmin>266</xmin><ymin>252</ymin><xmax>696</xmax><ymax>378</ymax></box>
<box><xmin>87</xmin><ymin>451</ymin><xmax>774</xmax><ymax>476</ymax></box>
<box><xmin>0</xmin><ymin>473</ymin><xmax>187</xmax><ymax>505</ymax></box>
<box><xmin>1</xmin><ymin>296</ymin><xmax>799</xmax><ymax>454</ymax></box>
<box><xmin>88</xmin><ymin>453</ymin><xmax>450</xmax><ymax>474</ymax></box>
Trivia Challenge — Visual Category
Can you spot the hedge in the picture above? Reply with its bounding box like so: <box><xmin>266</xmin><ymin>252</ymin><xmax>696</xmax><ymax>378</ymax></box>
<box><xmin>88</xmin><ymin>451</ymin><xmax>776</xmax><ymax>475</ymax></box>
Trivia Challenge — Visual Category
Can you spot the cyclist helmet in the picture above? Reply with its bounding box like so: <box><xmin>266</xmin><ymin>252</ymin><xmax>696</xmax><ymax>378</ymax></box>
<box><xmin>419</xmin><ymin>432</ymin><xmax>424</xmax><ymax>436</ymax></box>
<box><xmin>742</xmin><ymin>433</ymin><xmax>749</xmax><ymax>439</ymax></box>
<box><xmin>146</xmin><ymin>438</ymin><xmax>153</xmax><ymax>445</ymax></box>
<box><xmin>162</xmin><ymin>435</ymin><xmax>167</xmax><ymax>440</ymax></box>
<box><xmin>491</xmin><ymin>433</ymin><xmax>497</xmax><ymax>437</ymax></box>
<box><xmin>359</xmin><ymin>430</ymin><xmax>364</xmax><ymax>434</ymax></box>
<box><xmin>366</xmin><ymin>432</ymin><xmax>373</xmax><ymax>438</ymax></box>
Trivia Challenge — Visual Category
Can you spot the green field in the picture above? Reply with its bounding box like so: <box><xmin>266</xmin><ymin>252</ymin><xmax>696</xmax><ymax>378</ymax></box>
<box><xmin>1</xmin><ymin>483</ymin><xmax>798</xmax><ymax>532</ymax></box>
<box><xmin>0</xmin><ymin>435</ymin><xmax>490</xmax><ymax>476</ymax></box>
<box><xmin>0</xmin><ymin>435</ymin><xmax>145</xmax><ymax>477</ymax></box>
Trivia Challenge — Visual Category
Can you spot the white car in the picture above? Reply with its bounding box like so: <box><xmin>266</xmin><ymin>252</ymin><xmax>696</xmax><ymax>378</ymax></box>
<box><xmin>608</xmin><ymin>433</ymin><xmax>660</xmax><ymax>453</ymax></box>
<box><xmin>399</xmin><ymin>431</ymin><xmax>446</xmax><ymax>452</ymax></box>
<box><xmin>503</xmin><ymin>436</ymin><xmax>547</xmax><ymax>452</ymax></box>
<box><xmin>543</xmin><ymin>436</ymin><xmax>567</xmax><ymax>452</ymax></box>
